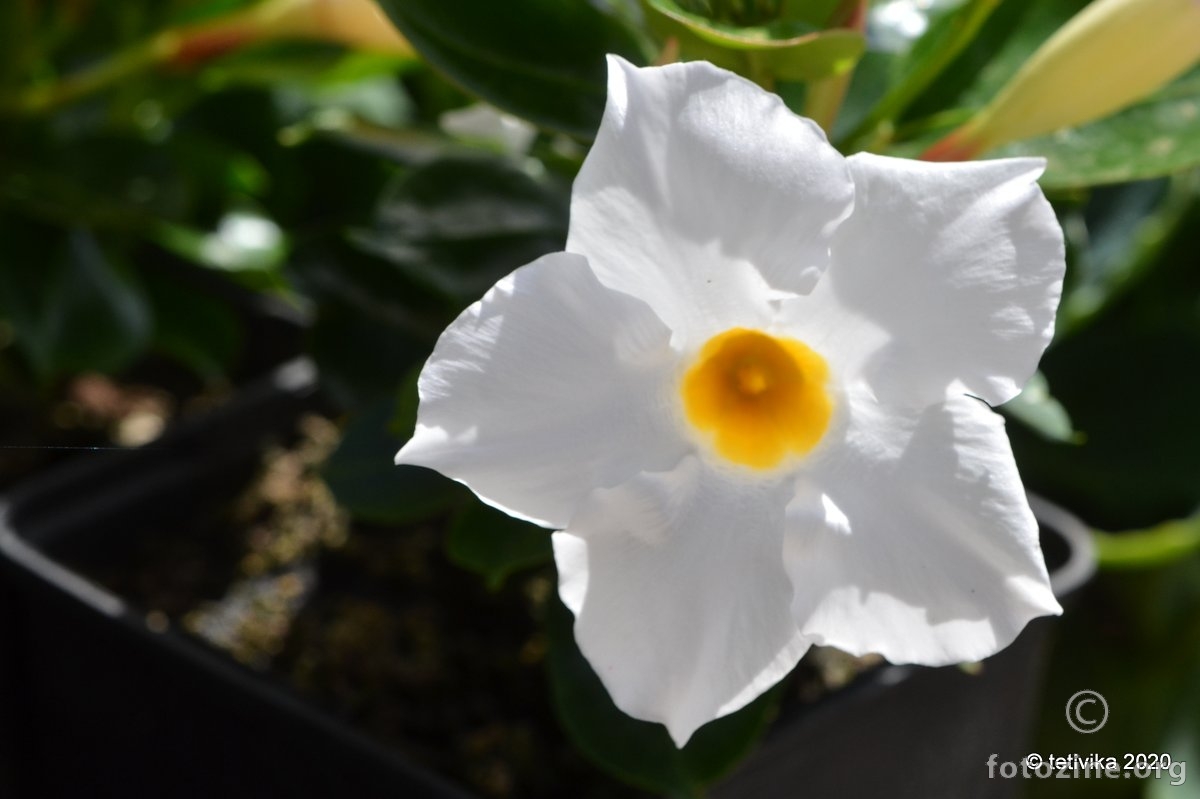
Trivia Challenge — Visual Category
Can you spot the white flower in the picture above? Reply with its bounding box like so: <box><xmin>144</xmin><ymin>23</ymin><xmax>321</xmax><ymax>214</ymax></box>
<box><xmin>396</xmin><ymin>56</ymin><xmax>1066</xmax><ymax>747</ymax></box>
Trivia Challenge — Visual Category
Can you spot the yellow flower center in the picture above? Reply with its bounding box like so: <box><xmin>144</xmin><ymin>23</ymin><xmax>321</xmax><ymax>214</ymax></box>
<box><xmin>681</xmin><ymin>328</ymin><xmax>833</xmax><ymax>470</ymax></box>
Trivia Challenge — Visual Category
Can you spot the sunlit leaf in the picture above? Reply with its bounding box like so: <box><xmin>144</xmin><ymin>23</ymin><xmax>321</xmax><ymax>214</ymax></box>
<box><xmin>644</xmin><ymin>0</ymin><xmax>864</xmax><ymax>82</ymax></box>
<box><xmin>992</xmin><ymin>71</ymin><xmax>1200</xmax><ymax>189</ymax></box>
<box><xmin>1001</xmin><ymin>372</ymin><xmax>1080</xmax><ymax>444</ymax></box>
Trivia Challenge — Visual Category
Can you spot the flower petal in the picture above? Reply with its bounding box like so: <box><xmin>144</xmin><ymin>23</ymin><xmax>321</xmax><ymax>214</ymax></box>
<box><xmin>568</xmin><ymin>56</ymin><xmax>854</xmax><ymax>347</ymax></box>
<box><xmin>396</xmin><ymin>252</ymin><xmax>687</xmax><ymax>529</ymax></box>
<box><xmin>785</xmin><ymin>391</ymin><xmax>1061</xmax><ymax>665</ymax></box>
<box><xmin>554</xmin><ymin>455</ymin><xmax>810</xmax><ymax>746</ymax></box>
<box><xmin>780</xmin><ymin>154</ymin><xmax>1064</xmax><ymax>406</ymax></box>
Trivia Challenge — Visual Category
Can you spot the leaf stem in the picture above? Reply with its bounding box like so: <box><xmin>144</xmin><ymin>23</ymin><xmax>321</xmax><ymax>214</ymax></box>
<box><xmin>1094</xmin><ymin>515</ymin><xmax>1200</xmax><ymax>570</ymax></box>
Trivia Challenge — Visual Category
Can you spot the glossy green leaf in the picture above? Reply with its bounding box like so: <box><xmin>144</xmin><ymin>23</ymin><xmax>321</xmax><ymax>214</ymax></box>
<box><xmin>545</xmin><ymin>597</ymin><xmax>780</xmax><ymax>796</ymax></box>
<box><xmin>375</xmin><ymin>0</ymin><xmax>646</xmax><ymax>137</ymax></box>
<box><xmin>644</xmin><ymin>0</ymin><xmax>863</xmax><ymax>82</ymax></box>
<box><xmin>446</xmin><ymin>500</ymin><xmax>552</xmax><ymax>590</ymax></box>
<box><xmin>992</xmin><ymin>71</ymin><xmax>1200</xmax><ymax>189</ymax></box>
<box><xmin>0</xmin><ymin>226</ymin><xmax>152</xmax><ymax>380</ymax></box>
<box><xmin>322</xmin><ymin>393</ymin><xmax>467</xmax><ymax>524</ymax></box>
<box><xmin>350</xmin><ymin>156</ymin><xmax>568</xmax><ymax>306</ymax></box>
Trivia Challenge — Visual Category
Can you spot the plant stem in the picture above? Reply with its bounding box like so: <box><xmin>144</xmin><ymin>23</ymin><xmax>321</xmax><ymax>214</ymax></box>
<box><xmin>0</xmin><ymin>37</ymin><xmax>165</xmax><ymax>114</ymax></box>
<box><xmin>0</xmin><ymin>3</ymin><xmax>267</xmax><ymax>116</ymax></box>
<box><xmin>1094</xmin><ymin>515</ymin><xmax>1200</xmax><ymax>570</ymax></box>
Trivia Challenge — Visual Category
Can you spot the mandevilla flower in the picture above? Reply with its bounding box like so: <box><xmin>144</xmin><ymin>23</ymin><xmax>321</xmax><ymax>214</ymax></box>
<box><xmin>397</xmin><ymin>56</ymin><xmax>1066</xmax><ymax>746</ymax></box>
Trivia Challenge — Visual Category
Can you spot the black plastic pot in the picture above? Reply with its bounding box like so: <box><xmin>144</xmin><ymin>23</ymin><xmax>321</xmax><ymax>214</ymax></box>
<box><xmin>0</xmin><ymin>360</ymin><xmax>471</xmax><ymax>799</ymax></box>
<box><xmin>0</xmin><ymin>358</ymin><xmax>1094</xmax><ymax>798</ymax></box>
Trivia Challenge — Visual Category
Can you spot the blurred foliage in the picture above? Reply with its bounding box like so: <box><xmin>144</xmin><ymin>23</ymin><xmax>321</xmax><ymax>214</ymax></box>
<box><xmin>1</xmin><ymin>0</ymin><xmax>1199</xmax><ymax>795</ymax></box>
<box><xmin>375</xmin><ymin>0</ymin><xmax>647</xmax><ymax>137</ymax></box>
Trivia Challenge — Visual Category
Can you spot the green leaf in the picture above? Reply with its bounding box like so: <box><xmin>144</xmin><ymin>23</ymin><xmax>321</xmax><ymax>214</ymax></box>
<box><xmin>1000</xmin><ymin>372</ymin><xmax>1080</xmax><ymax>444</ymax></box>
<box><xmin>288</xmin><ymin>242</ymin><xmax>442</xmax><ymax>408</ymax></box>
<box><xmin>322</xmin><ymin>393</ymin><xmax>467</xmax><ymax>524</ymax></box>
<box><xmin>350</xmin><ymin>156</ymin><xmax>568</xmax><ymax>306</ymax></box>
<box><xmin>644</xmin><ymin>0</ymin><xmax>863</xmax><ymax>82</ymax></box>
<box><xmin>142</xmin><ymin>266</ymin><xmax>242</xmax><ymax>380</ymax></box>
<box><xmin>545</xmin><ymin>597</ymin><xmax>779</xmax><ymax>795</ymax></box>
<box><xmin>0</xmin><ymin>226</ymin><xmax>152</xmax><ymax>380</ymax></box>
<box><xmin>992</xmin><ymin>71</ymin><xmax>1200</xmax><ymax>189</ymax></box>
<box><xmin>446</xmin><ymin>500</ymin><xmax>552</xmax><ymax>590</ymax></box>
<box><xmin>777</xmin><ymin>0</ymin><xmax>840</xmax><ymax>28</ymax></box>
<box><xmin>375</xmin><ymin>0</ymin><xmax>646</xmax><ymax>137</ymax></box>
<box><xmin>1056</xmin><ymin>175</ymin><xmax>1195</xmax><ymax>333</ymax></box>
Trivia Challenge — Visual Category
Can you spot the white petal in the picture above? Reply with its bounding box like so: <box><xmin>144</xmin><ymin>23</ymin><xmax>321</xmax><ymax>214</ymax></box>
<box><xmin>786</xmin><ymin>391</ymin><xmax>1061</xmax><ymax>665</ymax></box>
<box><xmin>396</xmin><ymin>252</ymin><xmax>687</xmax><ymax>529</ymax></box>
<box><xmin>780</xmin><ymin>154</ymin><xmax>1064</xmax><ymax>406</ymax></box>
<box><xmin>568</xmin><ymin>56</ymin><xmax>854</xmax><ymax>348</ymax></box>
<box><xmin>554</xmin><ymin>456</ymin><xmax>810</xmax><ymax>747</ymax></box>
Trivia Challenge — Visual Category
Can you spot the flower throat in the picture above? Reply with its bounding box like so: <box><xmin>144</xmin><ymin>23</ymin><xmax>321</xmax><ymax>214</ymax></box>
<box><xmin>681</xmin><ymin>328</ymin><xmax>832</xmax><ymax>469</ymax></box>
